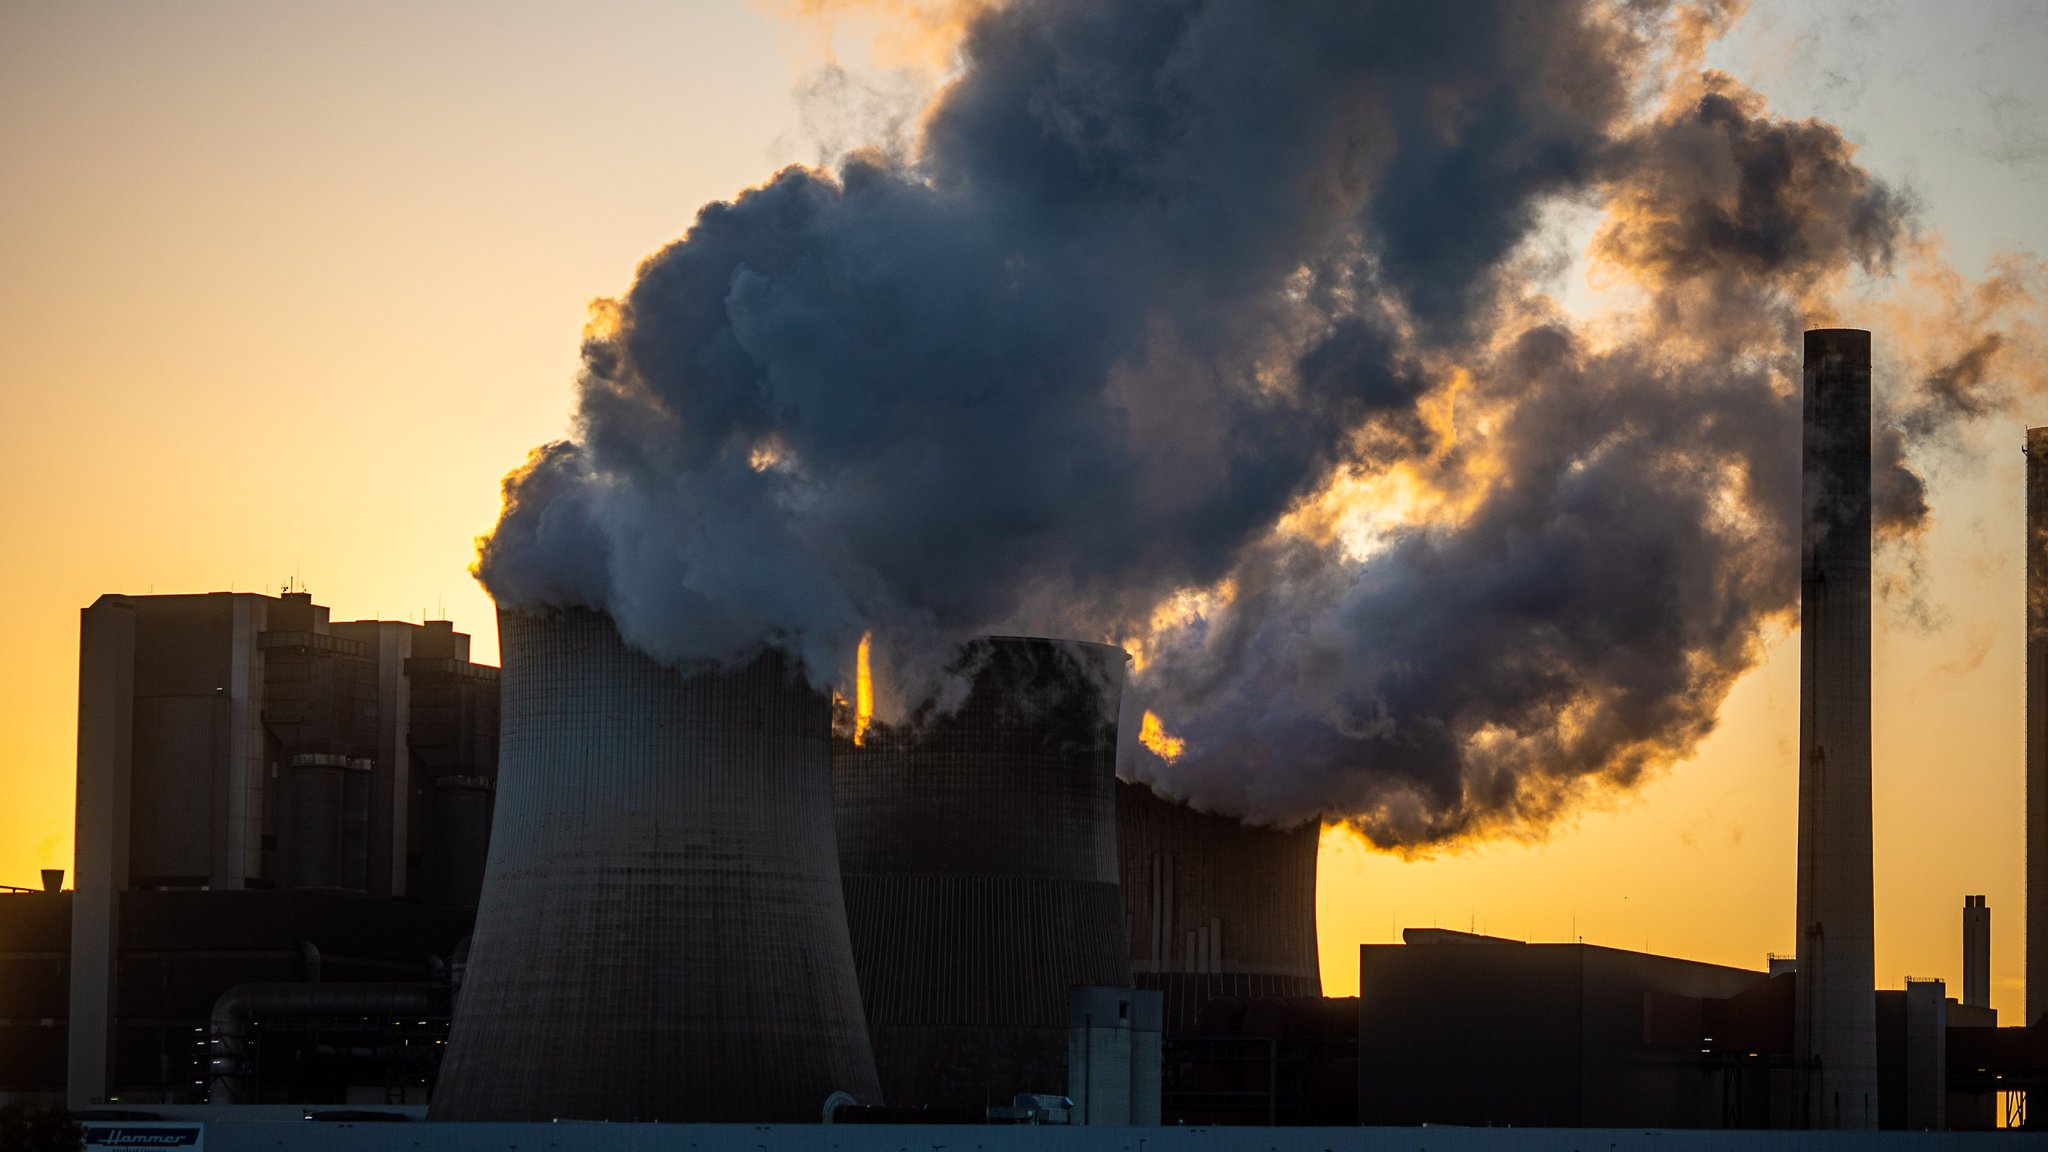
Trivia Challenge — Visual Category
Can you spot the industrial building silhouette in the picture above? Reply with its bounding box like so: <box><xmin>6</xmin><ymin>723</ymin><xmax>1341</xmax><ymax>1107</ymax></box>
<box><xmin>5</xmin><ymin>330</ymin><xmax>2048</xmax><ymax>1134</ymax></box>
<box><xmin>48</xmin><ymin>590</ymin><xmax>497</xmax><ymax>1108</ymax></box>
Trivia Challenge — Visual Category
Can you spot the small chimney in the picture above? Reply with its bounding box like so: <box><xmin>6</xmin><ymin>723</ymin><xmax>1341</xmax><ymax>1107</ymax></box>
<box><xmin>40</xmin><ymin>869</ymin><xmax>62</xmax><ymax>893</ymax></box>
<box><xmin>1963</xmin><ymin>895</ymin><xmax>1991</xmax><ymax>1010</ymax></box>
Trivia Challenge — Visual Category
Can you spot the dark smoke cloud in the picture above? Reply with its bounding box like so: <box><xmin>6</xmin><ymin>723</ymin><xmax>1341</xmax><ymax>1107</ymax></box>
<box><xmin>475</xmin><ymin>0</ymin><xmax>2020</xmax><ymax>847</ymax></box>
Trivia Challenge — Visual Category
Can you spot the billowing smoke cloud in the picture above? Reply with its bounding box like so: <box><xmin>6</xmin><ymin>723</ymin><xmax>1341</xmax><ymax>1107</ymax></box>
<box><xmin>478</xmin><ymin>0</ymin><xmax>2035</xmax><ymax>847</ymax></box>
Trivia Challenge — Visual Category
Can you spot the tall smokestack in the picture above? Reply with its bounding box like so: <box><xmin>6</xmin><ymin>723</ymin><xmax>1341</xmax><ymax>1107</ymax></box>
<box><xmin>431</xmin><ymin>608</ymin><xmax>879</xmax><ymax>1121</ymax></box>
<box><xmin>2028</xmin><ymin>425</ymin><xmax>2048</xmax><ymax>1028</ymax></box>
<box><xmin>1794</xmin><ymin>328</ymin><xmax>1878</xmax><ymax>1129</ymax></box>
<box><xmin>1964</xmin><ymin>895</ymin><xmax>1991</xmax><ymax>1011</ymax></box>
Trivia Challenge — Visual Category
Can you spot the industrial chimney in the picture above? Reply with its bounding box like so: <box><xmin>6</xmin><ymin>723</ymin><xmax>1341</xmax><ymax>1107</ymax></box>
<box><xmin>2028</xmin><ymin>425</ymin><xmax>2048</xmax><ymax>1028</ymax></box>
<box><xmin>1963</xmin><ymin>895</ymin><xmax>1990</xmax><ymax>1011</ymax></box>
<box><xmin>1115</xmin><ymin>779</ymin><xmax>1321</xmax><ymax>1031</ymax></box>
<box><xmin>1794</xmin><ymin>328</ymin><xmax>1878</xmax><ymax>1128</ymax></box>
<box><xmin>833</xmin><ymin>636</ymin><xmax>1132</xmax><ymax>1108</ymax></box>
<box><xmin>430</xmin><ymin>608</ymin><xmax>880</xmax><ymax>1121</ymax></box>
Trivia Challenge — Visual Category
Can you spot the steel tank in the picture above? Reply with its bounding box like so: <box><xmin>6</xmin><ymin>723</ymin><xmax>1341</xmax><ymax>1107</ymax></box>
<box><xmin>283</xmin><ymin>753</ymin><xmax>345</xmax><ymax>891</ymax></box>
<box><xmin>428</xmin><ymin>775</ymin><xmax>493</xmax><ymax>911</ymax></box>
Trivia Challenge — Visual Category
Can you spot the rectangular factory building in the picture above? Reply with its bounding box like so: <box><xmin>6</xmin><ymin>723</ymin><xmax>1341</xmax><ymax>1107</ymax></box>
<box><xmin>1357</xmin><ymin>929</ymin><xmax>1783</xmax><ymax>1128</ymax></box>
<box><xmin>55</xmin><ymin>589</ymin><xmax>499</xmax><ymax>1108</ymax></box>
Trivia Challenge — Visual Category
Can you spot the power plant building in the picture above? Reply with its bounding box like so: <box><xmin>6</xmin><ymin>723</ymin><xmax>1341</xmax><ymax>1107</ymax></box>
<box><xmin>1794</xmin><ymin>328</ymin><xmax>1880</xmax><ymax>1127</ymax></box>
<box><xmin>1358</xmin><ymin>930</ymin><xmax>1785</xmax><ymax>1128</ymax></box>
<box><xmin>61</xmin><ymin>590</ymin><xmax>497</xmax><ymax>1108</ymax></box>
<box><xmin>833</xmin><ymin>636</ymin><xmax>1133</xmax><ymax>1109</ymax></box>
<box><xmin>1115</xmin><ymin>779</ymin><xmax>1321</xmax><ymax>1031</ymax></box>
<box><xmin>431</xmin><ymin>608</ymin><xmax>880</xmax><ymax>1123</ymax></box>
<box><xmin>16</xmin><ymin>328</ymin><xmax>2047</xmax><ymax>1132</ymax></box>
<box><xmin>1355</xmin><ymin>928</ymin><xmax>1977</xmax><ymax>1131</ymax></box>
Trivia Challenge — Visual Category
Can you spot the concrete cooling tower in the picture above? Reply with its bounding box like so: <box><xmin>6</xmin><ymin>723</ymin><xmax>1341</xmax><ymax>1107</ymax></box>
<box><xmin>833</xmin><ymin>636</ymin><xmax>1132</xmax><ymax>1109</ymax></box>
<box><xmin>430</xmin><ymin>608</ymin><xmax>880</xmax><ymax>1122</ymax></box>
<box><xmin>1115</xmin><ymin>780</ymin><xmax>1321</xmax><ymax>1032</ymax></box>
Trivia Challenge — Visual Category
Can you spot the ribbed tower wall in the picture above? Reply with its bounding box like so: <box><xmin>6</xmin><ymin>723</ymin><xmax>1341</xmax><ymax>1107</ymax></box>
<box><xmin>1115</xmin><ymin>780</ymin><xmax>1321</xmax><ymax>1032</ymax></box>
<box><xmin>430</xmin><ymin>608</ymin><xmax>880</xmax><ymax>1122</ymax></box>
<box><xmin>2028</xmin><ymin>426</ymin><xmax>2048</xmax><ymax>1028</ymax></box>
<box><xmin>834</xmin><ymin>636</ymin><xmax>1132</xmax><ymax>1108</ymax></box>
<box><xmin>1794</xmin><ymin>328</ymin><xmax>1878</xmax><ymax>1129</ymax></box>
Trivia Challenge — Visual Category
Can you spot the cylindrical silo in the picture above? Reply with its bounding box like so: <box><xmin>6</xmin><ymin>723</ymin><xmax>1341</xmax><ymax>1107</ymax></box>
<box><xmin>1115</xmin><ymin>779</ymin><xmax>1321</xmax><ymax>1032</ymax></box>
<box><xmin>429</xmin><ymin>608</ymin><xmax>880</xmax><ymax>1122</ymax></box>
<box><xmin>284</xmin><ymin>754</ymin><xmax>345</xmax><ymax>891</ymax></box>
<box><xmin>833</xmin><ymin>635</ymin><xmax>1132</xmax><ymax>1108</ymax></box>
<box><xmin>1794</xmin><ymin>328</ymin><xmax>1878</xmax><ymax>1128</ymax></box>
<box><xmin>339</xmin><ymin>757</ymin><xmax>372</xmax><ymax>895</ymax></box>
<box><xmin>429</xmin><ymin>775</ymin><xmax>493</xmax><ymax>911</ymax></box>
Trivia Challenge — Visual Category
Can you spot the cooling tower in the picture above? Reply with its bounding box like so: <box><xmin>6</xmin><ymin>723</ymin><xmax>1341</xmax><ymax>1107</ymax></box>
<box><xmin>1794</xmin><ymin>328</ymin><xmax>1878</xmax><ymax>1128</ymax></box>
<box><xmin>834</xmin><ymin>636</ymin><xmax>1132</xmax><ymax>1108</ymax></box>
<box><xmin>2028</xmin><ymin>426</ymin><xmax>2048</xmax><ymax>1028</ymax></box>
<box><xmin>430</xmin><ymin>608</ymin><xmax>880</xmax><ymax>1122</ymax></box>
<box><xmin>1115</xmin><ymin>779</ymin><xmax>1321</xmax><ymax>1032</ymax></box>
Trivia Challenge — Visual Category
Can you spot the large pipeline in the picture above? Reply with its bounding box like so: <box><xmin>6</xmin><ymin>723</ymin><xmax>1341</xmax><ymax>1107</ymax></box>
<box><xmin>208</xmin><ymin>983</ymin><xmax>436</xmax><ymax>1104</ymax></box>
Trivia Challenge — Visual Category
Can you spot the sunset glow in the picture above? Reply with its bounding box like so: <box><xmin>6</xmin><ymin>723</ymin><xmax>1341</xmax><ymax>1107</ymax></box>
<box><xmin>1138</xmin><ymin>710</ymin><xmax>1185</xmax><ymax>764</ymax></box>
<box><xmin>3</xmin><ymin>0</ymin><xmax>2046</xmax><ymax>1036</ymax></box>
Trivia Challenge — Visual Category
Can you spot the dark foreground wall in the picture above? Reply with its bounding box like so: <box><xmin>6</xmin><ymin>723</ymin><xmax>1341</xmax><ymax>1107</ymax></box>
<box><xmin>835</xmin><ymin>636</ymin><xmax>1132</xmax><ymax>1108</ymax></box>
<box><xmin>432</xmin><ymin>609</ymin><xmax>879</xmax><ymax>1122</ymax></box>
<box><xmin>75</xmin><ymin>1115</ymin><xmax>2031</xmax><ymax>1152</ymax></box>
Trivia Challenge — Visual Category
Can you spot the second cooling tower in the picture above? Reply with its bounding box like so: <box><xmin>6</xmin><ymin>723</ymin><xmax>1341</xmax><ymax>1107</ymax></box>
<box><xmin>834</xmin><ymin>636</ymin><xmax>1133</xmax><ymax>1108</ymax></box>
<box><xmin>1116</xmin><ymin>780</ymin><xmax>1321</xmax><ymax>1031</ymax></box>
<box><xmin>430</xmin><ymin>608</ymin><xmax>880</xmax><ymax>1122</ymax></box>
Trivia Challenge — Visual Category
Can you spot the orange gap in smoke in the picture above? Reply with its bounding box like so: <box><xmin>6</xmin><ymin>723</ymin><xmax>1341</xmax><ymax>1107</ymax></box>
<box><xmin>854</xmin><ymin>631</ymin><xmax>873</xmax><ymax>746</ymax></box>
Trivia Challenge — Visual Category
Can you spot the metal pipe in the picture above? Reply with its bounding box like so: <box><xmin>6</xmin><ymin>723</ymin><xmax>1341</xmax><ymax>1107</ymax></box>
<box><xmin>208</xmin><ymin>982</ymin><xmax>434</xmax><ymax>1104</ymax></box>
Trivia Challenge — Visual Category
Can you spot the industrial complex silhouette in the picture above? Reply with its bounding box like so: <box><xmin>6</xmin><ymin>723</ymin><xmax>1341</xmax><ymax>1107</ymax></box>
<box><xmin>4</xmin><ymin>331</ymin><xmax>2047</xmax><ymax>1145</ymax></box>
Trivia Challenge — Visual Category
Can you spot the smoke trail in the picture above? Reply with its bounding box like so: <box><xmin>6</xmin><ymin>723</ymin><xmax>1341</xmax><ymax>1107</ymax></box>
<box><xmin>477</xmin><ymin>0</ymin><xmax>2038</xmax><ymax>847</ymax></box>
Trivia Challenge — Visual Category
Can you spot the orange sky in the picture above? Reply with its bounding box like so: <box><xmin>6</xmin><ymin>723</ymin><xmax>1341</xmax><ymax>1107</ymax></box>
<box><xmin>3</xmin><ymin>1</ymin><xmax>2044</xmax><ymax>1025</ymax></box>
